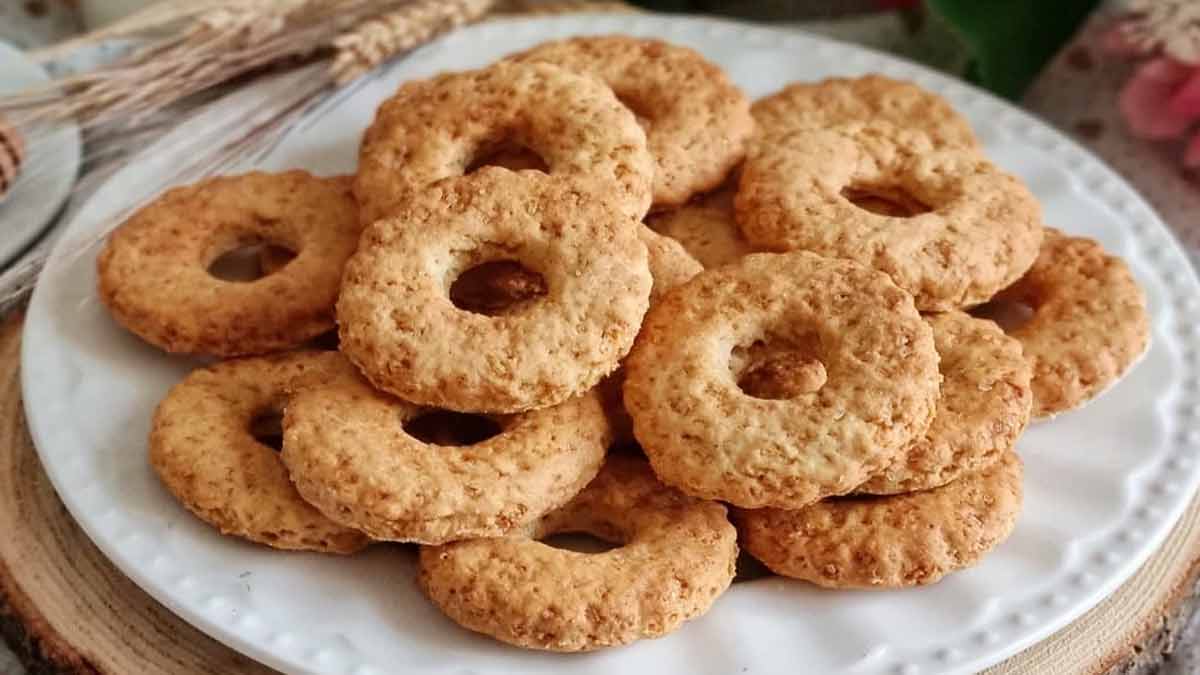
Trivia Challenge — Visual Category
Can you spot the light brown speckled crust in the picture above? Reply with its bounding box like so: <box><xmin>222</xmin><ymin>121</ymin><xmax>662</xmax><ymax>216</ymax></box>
<box><xmin>338</xmin><ymin>168</ymin><xmax>652</xmax><ymax>413</ymax></box>
<box><xmin>149</xmin><ymin>352</ymin><xmax>369</xmax><ymax>554</ymax></box>
<box><xmin>354</xmin><ymin>61</ymin><xmax>654</xmax><ymax>224</ymax></box>
<box><xmin>984</xmin><ymin>229</ymin><xmax>1150</xmax><ymax>418</ymax></box>
<box><xmin>508</xmin><ymin>36</ymin><xmax>754</xmax><ymax>209</ymax></box>
<box><xmin>639</xmin><ymin>225</ymin><xmax>702</xmax><ymax>303</ymax></box>
<box><xmin>281</xmin><ymin>354</ymin><xmax>610</xmax><ymax>544</ymax></box>
<box><xmin>646</xmin><ymin>179</ymin><xmax>758</xmax><ymax>268</ymax></box>
<box><xmin>858</xmin><ymin>312</ymin><xmax>1032</xmax><ymax>495</ymax></box>
<box><xmin>750</xmin><ymin>75</ymin><xmax>979</xmax><ymax>149</ymax></box>
<box><xmin>735</xmin><ymin>452</ymin><xmax>1023</xmax><ymax>589</ymax></box>
<box><xmin>736</xmin><ymin>123</ymin><xmax>1043</xmax><ymax>311</ymax></box>
<box><xmin>417</xmin><ymin>456</ymin><xmax>737</xmax><ymax>651</ymax></box>
<box><xmin>624</xmin><ymin>251</ymin><xmax>940</xmax><ymax>509</ymax></box>
<box><xmin>97</xmin><ymin>172</ymin><xmax>360</xmax><ymax>356</ymax></box>
<box><xmin>598</xmin><ymin>230</ymin><xmax>701</xmax><ymax>446</ymax></box>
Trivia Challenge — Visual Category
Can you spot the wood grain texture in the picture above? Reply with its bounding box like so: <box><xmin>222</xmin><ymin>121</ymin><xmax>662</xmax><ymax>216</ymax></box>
<box><xmin>0</xmin><ymin>313</ymin><xmax>275</xmax><ymax>674</ymax></box>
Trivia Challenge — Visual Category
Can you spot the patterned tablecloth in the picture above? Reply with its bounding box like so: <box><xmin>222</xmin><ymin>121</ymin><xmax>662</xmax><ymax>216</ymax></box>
<box><xmin>0</xmin><ymin>4</ymin><xmax>1198</xmax><ymax>675</ymax></box>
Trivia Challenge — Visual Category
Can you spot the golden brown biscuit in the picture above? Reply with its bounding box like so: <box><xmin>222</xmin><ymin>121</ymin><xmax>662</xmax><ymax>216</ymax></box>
<box><xmin>149</xmin><ymin>352</ymin><xmax>369</xmax><ymax>554</ymax></box>
<box><xmin>859</xmin><ymin>311</ymin><xmax>1032</xmax><ymax>495</ymax></box>
<box><xmin>418</xmin><ymin>456</ymin><xmax>737</xmax><ymax>651</ymax></box>
<box><xmin>355</xmin><ymin>61</ymin><xmax>654</xmax><ymax>224</ymax></box>
<box><xmin>624</xmin><ymin>251</ymin><xmax>940</xmax><ymax>509</ymax></box>
<box><xmin>338</xmin><ymin>169</ymin><xmax>652</xmax><ymax>413</ymax></box>
<box><xmin>97</xmin><ymin>171</ymin><xmax>360</xmax><ymax>356</ymax></box>
<box><xmin>281</xmin><ymin>355</ymin><xmax>610</xmax><ymax>544</ymax></box>
<box><xmin>639</xmin><ymin>225</ymin><xmax>703</xmax><ymax>303</ymax></box>
<box><xmin>646</xmin><ymin>180</ymin><xmax>757</xmax><ymax>268</ymax></box>
<box><xmin>736</xmin><ymin>122</ymin><xmax>1043</xmax><ymax>310</ymax></box>
<box><xmin>735</xmin><ymin>452</ymin><xmax>1023</xmax><ymax>589</ymax></box>
<box><xmin>509</xmin><ymin>36</ymin><xmax>754</xmax><ymax>208</ymax></box>
<box><xmin>975</xmin><ymin>229</ymin><xmax>1150</xmax><ymax>418</ymax></box>
<box><xmin>599</xmin><ymin>228</ymin><xmax>702</xmax><ymax>446</ymax></box>
<box><xmin>751</xmin><ymin>74</ymin><xmax>979</xmax><ymax>149</ymax></box>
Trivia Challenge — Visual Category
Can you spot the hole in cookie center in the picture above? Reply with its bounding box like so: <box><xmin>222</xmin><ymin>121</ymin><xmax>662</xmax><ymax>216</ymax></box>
<box><xmin>449</xmin><ymin>260</ymin><xmax>548</xmax><ymax>316</ymax></box>
<box><xmin>969</xmin><ymin>298</ymin><xmax>1036</xmax><ymax>333</ymax></box>
<box><xmin>208</xmin><ymin>241</ymin><xmax>297</xmax><ymax>282</ymax></box>
<box><xmin>465</xmin><ymin>139</ymin><xmax>549</xmax><ymax>174</ymax></box>
<box><xmin>732</xmin><ymin>335</ymin><xmax>826</xmax><ymax>400</ymax></box>
<box><xmin>841</xmin><ymin>183</ymin><xmax>932</xmax><ymax>218</ymax></box>
<box><xmin>249</xmin><ymin>410</ymin><xmax>284</xmax><ymax>452</ymax></box>
<box><xmin>403</xmin><ymin>410</ymin><xmax>502</xmax><ymax>447</ymax></box>
<box><xmin>615</xmin><ymin>94</ymin><xmax>654</xmax><ymax>132</ymax></box>
<box><xmin>540</xmin><ymin>532</ymin><xmax>622</xmax><ymax>554</ymax></box>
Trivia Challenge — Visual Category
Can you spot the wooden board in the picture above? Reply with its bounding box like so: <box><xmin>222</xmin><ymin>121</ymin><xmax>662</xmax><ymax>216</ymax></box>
<box><xmin>0</xmin><ymin>310</ymin><xmax>1195</xmax><ymax>674</ymax></box>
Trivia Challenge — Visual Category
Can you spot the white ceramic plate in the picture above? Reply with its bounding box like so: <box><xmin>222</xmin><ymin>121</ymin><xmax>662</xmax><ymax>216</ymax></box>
<box><xmin>0</xmin><ymin>41</ymin><xmax>81</xmax><ymax>267</ymax></box>
<box><xmin>20</xmin><ymin>14</ymin><xmax>1200</xmax><ymax>675</ymax></box>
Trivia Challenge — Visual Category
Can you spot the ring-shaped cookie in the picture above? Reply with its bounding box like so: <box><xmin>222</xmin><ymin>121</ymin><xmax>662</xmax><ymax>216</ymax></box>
<box><xmin>281</xmin><ymin>355</ymin><xmax>610</xmax><ymax>544</ymax></box>
<box><xmin>978</xmin><ymin>229</ymin><xmax>1150</xmax><ymax>418</ymax></box>
<box><xmin>417</xmin><ymin>456</ymin><xmax>737</xmax><ymax>651</ymax></box>
<box><xmin>509</xmin><ymin>36</ymin><xmax>754</xmax><ymax>209</ymax></box>
<box><xmin>736</xmin><ymin>123</ymin><xmax>1043</xmax><ymax>310</ymax></box>
<box><xmin>149</xmin><ymin>351</ymin><xmax>369</xmax><ymax>553</ymax></box>
<box><xmin>624</xmin><ymin>251</ymin><xmax>940</xmax><ymax>509</ymax></box>
<box><xmin>735</xmin><ymin>452</ymin><xmax>1023</xmax><ymax>588</ymax></box>
<box><xmin>355</xmin><ymin>61</ymin><xmax>654</xmax><ymax>224</ymax></box>
<box><xmin>647</xmin><ymin>180</ymin><xmax>758</xmax><ymax>268</ymax></box>
<box><xmin>859</xmin><ymin>311</ymin><xmax>1032</xmax><ymax>495</ymax></box>
<box><xmin>98</xmin><ymin>171</ymin><xmax>359</xmax><ymax>356</ymax></box>
<box><xmin>337</xmin><ymin>168</ymin><xmax>652</xmax><ymax>413</ymax></box>
<box><xmin>751</xmin><ymin>75</ymin><xmax>979</xmax><ymax>149</ymax></box>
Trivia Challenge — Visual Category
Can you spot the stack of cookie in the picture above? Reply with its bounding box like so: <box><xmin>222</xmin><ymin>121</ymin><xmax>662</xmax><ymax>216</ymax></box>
<box><xmin>95</xmin><ymin>36</ymin><xmax>1150</xmax><ymax>653</ymax></box>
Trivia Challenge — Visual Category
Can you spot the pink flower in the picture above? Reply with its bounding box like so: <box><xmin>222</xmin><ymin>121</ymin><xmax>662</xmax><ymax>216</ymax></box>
<box><xmin>1118</xmin><ymin>58</ymin><xmax>1200</xmax><ymax>139</ymax></box>
<box><xmin>1106</xmin><ymin>21</ymin><xmax>1200</xmax><ymax>167</ymax></box>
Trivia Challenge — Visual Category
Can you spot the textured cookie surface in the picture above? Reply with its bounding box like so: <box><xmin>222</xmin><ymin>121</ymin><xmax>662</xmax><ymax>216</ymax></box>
<box><xmin>736</xmin><ymin>452</ymin><xmax>1023</xmax><ymax>588</ymax></box>
<box><xmin>510</xmin><ymin>36</ymin><xmax>753</xmax><ymax>208</ymax></box>
<box><xmin>97</xmin><ymin>171</ymin><xmax>360</xmax><ymax>356</ymax></box>
<box><xmin>355</xmin><ymin>61</ymin><xmax>653</xmax><ymax>224</ymax></box>
<box><xmin>736</xmin><ymin>123</ymin><xmax>1043</xmax><ymax>310</ymax></box>
<box><xmin>859</xmin><ymin>311</ymin><xmax>1032</xmax><ymax>494</ymax></box>
<box><xmin>624</xmin><ymin>251</ymin><xmax>940</xmax><ymax>509</ymax></box>
<box><xmin>338</xmin><ymin>168</ymin><xmax>652</xmax><ymax>413</ymax></box>
<box><xmin>751</xmin><ymin>74</ymin><xmax>979</xmax><ymax>149</ymax></box>
<box><xmin>979</xmin><ymin>229</ymin><xmax>1150</xmax><ymax>417</ymax></box>
<box><xmin>418</xmin><ymin>456</ymin><xmax>737</xmax><ymax>651</ymax></box>
<box><xmin>282</xmin><ymin>355</ymin><xmax>608</xmax><ymax>544</ymax></box>
<box><xmin>646</xmin><ymin>180</ymin><xmax>757</xmax><ymax>268</ymax></box>
<box><xmin>639</xmin><ymin>225</ymin><xmax>703</xmax><ymax>302</ymax></box>
<box><xmin>149</xmin><ymin>352</ymin><xmax>369</xmax><ymax>553</ymax></box>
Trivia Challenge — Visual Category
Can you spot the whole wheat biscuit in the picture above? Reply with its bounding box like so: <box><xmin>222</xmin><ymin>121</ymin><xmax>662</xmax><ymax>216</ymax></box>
<box><xmin>751</xmin><ymin>74</ymin><xmax>979</xmax><ymax>149</ymax></box>
<box><xmin>859</xmin><ymin>311</ymin><xmax>1032</xmax><ymax>495</ymax></box>
<box><xmin>736</xmin><ymin>122</ymin><xmax>1043</xmax><ymax>310</ymax></box>
<box><xmin>639</xmin><ymin>225</ymin><xmax>703</xmax><ymax>302</ymax></box>
<box><xmin>736</xmin><ymin>452</ymin><xmax>1022</xmax><ymax>589</ymax></box>
<box><xmin>97</xmin><ymin>171</ymin><xmax>359</xmax><ymax>356</ymax></box>
<box><xmin>624</xmin><ymin>251</ymin><xmax>940</xmax><ymax>509</ymax></box>
<box><xmin>599</xmin><ymin>228</ymin><xmax>702</xmax><ymax>446</ymax></box>
<box><xmin>355</xmin><ymin>61</ymin><xmax>654</xmax><ymax>224</ymax></box>
<box><xmin>418</xmin><ymin>456</ymin><xmax>737</xmax><ymax>651</ymax></box>
<box><xmin>338</xmin><ymin>168</ymin><xmax>652</xmax><ymax>413</ymax></box>
<box><xmin>509</xmin><ymin>36</ymin><xmax>753</xmax><ymax>209</ymax></box>
<box><xmin>149</xmin><ymin>352</ymin><xmax>369</xmax><ymax>554</ymax></box>
<box><xmin>975</xmin><ymin>229</ymin><xmax>1150</xmax><ymax>418</ymax></box>
<box><xmin>281</xmin><ymin>354</ymin><xmax>609</xmax><ymax>544</ymax></box>
<box><xmin>646</xmin><ymin>180</ymin><xmax>757</xmax><ymax>268</ymax></box>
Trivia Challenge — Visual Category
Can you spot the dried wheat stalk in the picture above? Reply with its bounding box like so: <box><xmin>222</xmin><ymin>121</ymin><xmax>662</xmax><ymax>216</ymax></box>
<box><xmin>4</xmin><ymin>0</ymin><xmax>464</xmax><ymax>129</ymax></box>
<box><xmin>331</xmin><ymin>0</ymin><xmax>497</xmax><ymax>83</ymax></box>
